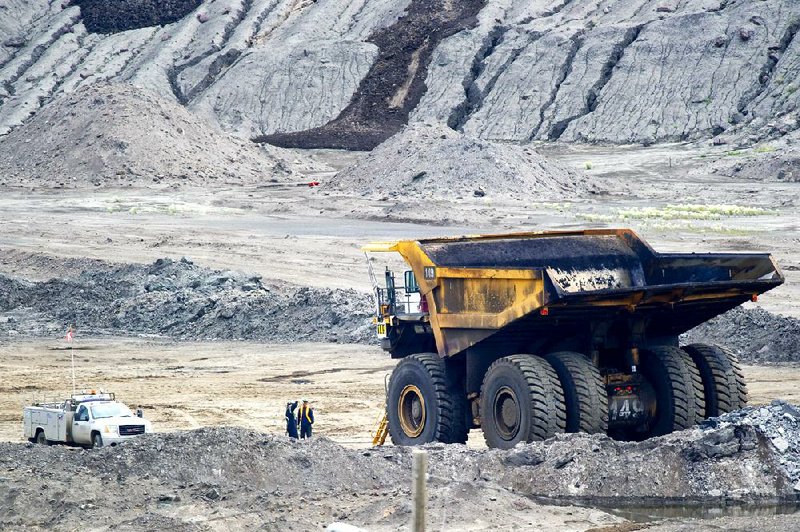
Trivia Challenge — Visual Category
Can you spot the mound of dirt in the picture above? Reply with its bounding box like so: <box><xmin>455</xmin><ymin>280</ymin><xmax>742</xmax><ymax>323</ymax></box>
<box><xmin>328</xmin><ymin>123</ymin><xmax>598</xmax><ymax>199</ymax></box>
<box><xmin>0</xmin><ymin>428</ymin><xmax>621</xmax><ymax>531</ymax></box>
<box><xmin>73</xmin><ymin>0</ymin><xmax>201</xmax><ymax>33</ymax></box>
<box><xmin>683</xmin><ymin>307</ymin><xmax>800</xmax><ymax>365</ymax></box>
<box><xmin>706</xmin><ymin>144</ymin><xmax>800</xmax><ymax>184</ymax></box>
<box><xmin>0</xmin><ymin>257</ymin><xmax>373</xmax><ymax>343</ymax></box>
<box><xmin>1</xmin><ymin>403</ymin><xmax>798</xmax><ymax>530</ymax></box>
<box><xmin>483</xmin><ymin>401</ymin><xmax>800</xmax><ymax>502</ymax></box>
<box><xmin>0</xmin><ymin>83</ymin><xmax>298</xmax><ymax>188</ymax></box>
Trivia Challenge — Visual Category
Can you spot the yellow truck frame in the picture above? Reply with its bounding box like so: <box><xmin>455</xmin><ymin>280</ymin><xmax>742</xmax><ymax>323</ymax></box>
<box><xmin>365</xmin><ymin>229</ymin><xmax>783</xmax><ymax>448</ymax></box>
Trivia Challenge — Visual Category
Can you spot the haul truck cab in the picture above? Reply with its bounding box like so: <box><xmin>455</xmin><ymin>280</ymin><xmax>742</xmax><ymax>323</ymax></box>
<box><xmin>365</xmin><ymin>229</ymin><xmax>784</xmax><ymax>448</ymax></box>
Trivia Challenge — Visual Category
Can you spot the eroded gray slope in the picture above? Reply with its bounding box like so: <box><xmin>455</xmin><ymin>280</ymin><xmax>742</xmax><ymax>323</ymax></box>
<box><xmin>1</xmin><ymin>0</ymin><xmax>799</xmax><ymax>146</ymax></box>
<box><xmin>0</xmin><ymin>0</ymin><xmax>55</xmax><ymax>66</ymax></box>
<box><xmin>415</xmin><ymin>0</ymin><xmax>800</xmax><ymax>144</ymax></box>
<box><xmin>0</xmin><ymin>0</ymin><xmax>407</xmax><ymax>138</ymax></box>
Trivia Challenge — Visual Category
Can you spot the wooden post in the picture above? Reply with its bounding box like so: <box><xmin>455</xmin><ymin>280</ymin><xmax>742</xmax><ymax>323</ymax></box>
<box><xmin>411</xmin><ymin>449</ymin><xmax>428</xmax><ymax>532</ymax></box>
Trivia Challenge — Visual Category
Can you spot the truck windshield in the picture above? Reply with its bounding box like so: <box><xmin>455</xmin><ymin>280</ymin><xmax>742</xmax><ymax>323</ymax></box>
<box><xmin>91</xmin><ymin>403</ymin><xmax>133</xmax><ymax>419</ymax></box>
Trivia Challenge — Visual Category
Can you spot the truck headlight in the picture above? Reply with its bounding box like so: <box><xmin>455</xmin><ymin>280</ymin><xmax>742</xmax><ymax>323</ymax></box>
<box><xmin>104</xmin><ymin>425</ymin><xmax>118</xmax><ymax>434</ymax></box>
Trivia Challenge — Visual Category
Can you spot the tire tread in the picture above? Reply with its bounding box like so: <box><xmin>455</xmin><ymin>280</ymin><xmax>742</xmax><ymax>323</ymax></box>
<box><xmin>642</xmin><ymin>346</ymin><xmax>705</xmax><ymax>434</ymax></box>
<box><xmin>544</xmin><ymin>351</ymin><xmax>608</xmax><ymax>434</ymax></box>
<box><xmin>482</xmin><ymin>355</ymin><xmax>566</xmax><ymax>445</ymax></box>
<box><xmin>682</xmin><ymin>343</ymin><xmax>748</xmax><ymax>417</ymax></box>
<box><xmin>388</xmin><ymin>353</ymin><xmax>468</xmax><ymax>445</ymax></box>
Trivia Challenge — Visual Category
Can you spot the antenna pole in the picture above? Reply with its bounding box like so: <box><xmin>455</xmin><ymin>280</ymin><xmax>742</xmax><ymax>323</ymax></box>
<box><xmin>71</xmin><ymin>344</ymin><xmax>75</xmax><ymax>395</ymax></box>
<box><xmin>365</xmin><ymin>252</ymin><xmax>381</xmax><ymax>315</ymax></box>
<box><xmin>66</xmin><ymin>324</ymin><xmax>76</xmax><ymax>395</ymax></box>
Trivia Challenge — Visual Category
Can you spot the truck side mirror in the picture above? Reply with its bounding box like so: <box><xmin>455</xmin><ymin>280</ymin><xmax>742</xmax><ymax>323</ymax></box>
<box><xmin>404</xmin><ymin>270</ymin><xmax>419</xmax><ymax>294</ymax></box>
<box><xmin>136</xmin><ymin>409</ymin><xmax>143</xmax><ymax>418</ymax></box>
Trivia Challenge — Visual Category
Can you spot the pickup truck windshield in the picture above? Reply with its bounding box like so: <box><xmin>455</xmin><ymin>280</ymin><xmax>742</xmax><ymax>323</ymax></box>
<box><xmin>91</xmin><ymin>403</ymin><xmax>133</xmax><ymax>419</ymax></box>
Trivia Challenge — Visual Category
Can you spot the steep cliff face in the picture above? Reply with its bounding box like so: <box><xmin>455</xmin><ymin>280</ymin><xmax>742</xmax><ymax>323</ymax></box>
<box><xmin>256</xmin><ymin>0</ymin><xmax>486</xmax><ymax>150</ymax></box>
<box><xmin>0</xmin><ymin>0</ymin><xmax>798</xmax><ymax>147</ymax></box>
<box><xmin>0</xmin><ymin>0</ymin><xmax>409</xmax><ymax>138</ymax></box>
<box><xmin>415</xmin><ymin>0</ymin><xmax>800</xmax><ymax>145</ymax></box>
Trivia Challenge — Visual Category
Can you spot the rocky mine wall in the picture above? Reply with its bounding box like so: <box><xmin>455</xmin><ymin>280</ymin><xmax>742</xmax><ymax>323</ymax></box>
<box><xmin>0</xmin><ymin>0</ymin><xmax>798</xmax><ymax>147</ymax></box>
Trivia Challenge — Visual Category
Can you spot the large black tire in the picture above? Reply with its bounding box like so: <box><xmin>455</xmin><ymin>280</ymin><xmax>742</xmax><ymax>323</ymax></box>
<box><xmin>480</xmin><ymin>355</ymin><xmax>566</xmax><ymax>449</ymax></box>
<box><xmin>387</xmin><ymin>353</ymin><xmax>468</xmax><ymax>446</ymax></box>
<box><xmin>91</xmin><ymin>432</ymin><xmax>104</xmax><ymax>449</ymax></box>
<box><xmin>639</xmin><ymin>346</ymin><xmax>705</xmax><ymax>437</ymax></box>
<box><xmin>35</xmin><ymin>429</ymin><xmax>48</xmax><ymax>445</ymax></box>
<box><xmin>544</xmin><ymin>351</ymin><xmax>608</xmax><ymax>434</ymax></box>
<box><xmin>682</xmin><ymin>343</ymin><xmax>748</xmax><ymax>418</ymax></box>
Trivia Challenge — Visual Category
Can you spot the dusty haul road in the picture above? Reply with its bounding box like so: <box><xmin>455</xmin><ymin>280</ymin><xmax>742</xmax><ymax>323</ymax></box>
<box><xmin>1</xmin><ymin>339</ymin><xmax>800</xmax><ymax>446</ymax></box>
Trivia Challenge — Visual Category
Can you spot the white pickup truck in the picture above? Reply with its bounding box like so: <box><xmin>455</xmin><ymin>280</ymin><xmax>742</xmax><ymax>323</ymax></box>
<box><xmin>23</xmin><ymin>391</ymin><xmax>152</xmax><ymax>448</ymax></box>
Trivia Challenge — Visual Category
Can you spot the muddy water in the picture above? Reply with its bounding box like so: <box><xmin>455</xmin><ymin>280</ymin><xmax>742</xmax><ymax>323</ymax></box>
<box><xmin>607</xmin><ymin>501</ymin><xmax>800</xmax><ymax>523</ymax></box>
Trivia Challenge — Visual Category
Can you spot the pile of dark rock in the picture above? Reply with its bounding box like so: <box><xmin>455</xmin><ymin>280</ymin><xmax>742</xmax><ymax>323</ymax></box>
<box><xmin>704</xmin><ymin>401</ymin><xmax>800</xmax><ymax>490</ymax></box>
<box><xmin>73</xmin><ymin>0</ymin><xmax>202</xmax><ymax>33</ymax></box>
<box><xmin>0</xmin><ymin>257</ymin><xmax>373</xmax><ymax>343</ymax></box>
<box><xmin>683</xmin><ymin>307</ymin><xmax>800</xmax><ymax>364</ymax></box>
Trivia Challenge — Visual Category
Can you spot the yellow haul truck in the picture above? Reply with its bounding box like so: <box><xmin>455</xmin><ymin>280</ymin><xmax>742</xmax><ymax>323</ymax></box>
<box><xmin>365</xmin><ymin>229</ymin><xmax>784</xmax><ymax>448</ymax></box>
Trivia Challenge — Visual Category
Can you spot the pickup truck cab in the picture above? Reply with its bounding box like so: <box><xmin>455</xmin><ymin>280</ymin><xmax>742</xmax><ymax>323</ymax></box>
<box><xmin>24</xmin><ymin>391</ymin><xmax>152</xmax><ymax>448</ymax></box>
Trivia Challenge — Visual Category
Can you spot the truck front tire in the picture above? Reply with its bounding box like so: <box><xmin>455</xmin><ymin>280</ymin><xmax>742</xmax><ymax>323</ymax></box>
<box><xmin>480</xmin><ymin>355</ymin><xmax>566</xmax><ymax>449</ymax></box>
<box><xmin>91</xmin><ymin>432</ymin><xmax>104</xmax><ymax>448</ymax></box>
<box><xmin>387</xmin><ymin>353</ymin><xmax>468</xmax><ymax>446</ymax></box>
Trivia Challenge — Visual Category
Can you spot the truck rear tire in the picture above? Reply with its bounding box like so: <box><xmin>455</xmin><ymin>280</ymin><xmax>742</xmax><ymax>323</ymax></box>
<box><xmin>387</xmin><ymin>353</ymin><xmax>468</xmax><ymax>446</ymax></box>
<box><xmin>639</xmin><ymin>346</ymin><xmax>705</xmax><ymax>437</ymax></box>
<box><xmin>682</xmin><ymin>343</ymin><xmax>748</xmax><ymax>418</ymax></box>
<box><xmin>480</xmin><ymin>355</ymin><xmax>566</xmax><ymax>449</ymax></box>
<box><xmin>544</xmin><ymin>352</ymin><xmax>608</xmax><ymax>434</ymax></box>
<box><xmin>35</xmin><ymin>429</ymin><xmax>48</xmax><ymax>445</ymax></box>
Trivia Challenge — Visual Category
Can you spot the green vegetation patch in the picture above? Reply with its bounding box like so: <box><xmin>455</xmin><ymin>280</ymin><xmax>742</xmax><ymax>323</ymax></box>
<box><xmin>579</xmin><ymin>204</ymin><xmax>775</xmax><ymax>222</ymax></box>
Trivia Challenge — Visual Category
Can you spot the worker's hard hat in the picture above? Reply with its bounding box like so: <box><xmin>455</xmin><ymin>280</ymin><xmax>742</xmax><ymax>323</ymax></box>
<box><xmin>301</xmin><ymin>398</ymin><xmax>309</xmax><ymax>403</ymax></box>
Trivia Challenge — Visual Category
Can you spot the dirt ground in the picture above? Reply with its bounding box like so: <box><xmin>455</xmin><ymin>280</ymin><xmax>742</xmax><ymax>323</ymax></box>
<box><xmin>2</xmin><ymin>338</ymin><xmax>800</xmax><ymax>531</ymax></box>
<box><xmin>0</xmin><ymin>339</ymin><xmax>630</xmax><ymax>531</ymax></box>
<box><xmin>1</xmin><ymin>145</ymin><xmax>799</xmax><ymax>530</ymax></box>
<box><xmin>1</xmin><ymin>338</ymin><xmax>799</xmax><ymax>447</ymax></box>
<box><xmin>0</xmin><ymin>340</ymin><xmax>390</xmax><ymax>445</ymax></box>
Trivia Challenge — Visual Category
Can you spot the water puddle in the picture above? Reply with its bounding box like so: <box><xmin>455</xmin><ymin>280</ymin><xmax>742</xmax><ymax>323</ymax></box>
<box><xmin>607</xmin><ymin>502</ymin><xmax>800</xmax><ymax>523</ymax></box>
<box><xmin>530</xmin><ymin>495</ymin><xmax>800</xmax><ymax>523</ymax></box>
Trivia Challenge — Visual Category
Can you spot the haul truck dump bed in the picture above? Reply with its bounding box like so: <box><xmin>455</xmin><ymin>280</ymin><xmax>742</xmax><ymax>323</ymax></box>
<box><xmin>366</xmin><ymin>229</ymin><xmax>783</xmax><ymax>448</ymax></box>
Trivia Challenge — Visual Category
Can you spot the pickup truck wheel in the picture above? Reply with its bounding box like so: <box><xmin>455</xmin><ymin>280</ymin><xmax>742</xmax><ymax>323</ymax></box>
<box><xmin>544</xmin><ymin>352</ymin><xmax>608</xmax><ymax>434</ymax></box>
<box><xmin>35</xmin><ymin>430</ymin><xmax>48</xmax><ymax>445</ymax></box>
<box><xmin>640</xmin><ymin>346</ymin><xmax>705</xmax><ymax>437</ymax></box>
<box><xmin>480</xmin><ymin>355</ymin><xmax>566</xmax><ymax>449</ymax></box>
<box><xmin>91</xmin><ymin>433</ymin><xmax>104</xmax><ymax>448</ymax></box>
<box><xmin>387</xmin><ymin>353</ymin><xmax>468</xmax><ymax>446</ymax></box>
<box><xmin>682</xmin><ymin>343</ymin><xmax>748</xmax><ymax>418</ymax></box>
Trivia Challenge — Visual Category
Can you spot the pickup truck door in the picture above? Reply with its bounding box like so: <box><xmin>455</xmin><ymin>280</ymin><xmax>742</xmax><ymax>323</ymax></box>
<box><xmin>72</xmin><ymin>405</ymin><xmax>91</xmax><ymax>444</ymax></box>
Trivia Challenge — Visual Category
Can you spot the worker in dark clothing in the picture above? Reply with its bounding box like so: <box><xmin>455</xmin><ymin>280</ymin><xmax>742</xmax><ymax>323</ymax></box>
<box><xmin>297</xmin><ymin>398</ymin><xmax>314</xmax><ymax>439</ymax></box>
<box><xmin>285</xmin><ymin>401</ymin><xmax>299</xmax><ymax>439</ymax></box>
